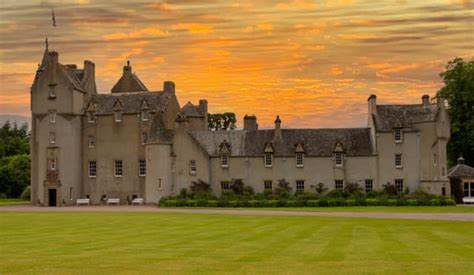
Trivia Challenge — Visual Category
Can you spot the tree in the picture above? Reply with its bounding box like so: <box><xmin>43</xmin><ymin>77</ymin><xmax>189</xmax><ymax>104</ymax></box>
<box><xmin>437</xmin><ymin>58</ymin><xmax>474</xmax><ymax>167</ymax></box>
<box><xmin>275</xmin><ymin>178</ymin><xmax>292</xmax><ymax>195</ymax></box>
<box><xmin>0</xmin><ymin>154</ymin><xmax>30</xmax><ymax>198</ymax></box>
<box><xmin>208</xmin><ymin>113</ymin><xmax>236</xmax><ymax>131</ymax></box>
<box><xmin>0</xmin><ymin>121</ymin><xmax>29</xmax><ymax>158</ymax></box>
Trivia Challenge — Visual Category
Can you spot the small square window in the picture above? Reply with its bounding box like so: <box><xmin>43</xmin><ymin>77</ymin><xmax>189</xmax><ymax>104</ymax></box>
<box><xmin>88</xmin><ymin>136</ymin><xmax>95</xmax><ymax>148</ymax></box>
<box><xmin>335</xmin><ymin>180</ymin><xmax>344</xmax><ymax>191</ymax></box>
<box><xmin>221</xmin><ymin>155</ymin><xmax>229</xmax><ymax>168</ymax></box>
<box><xmin>49</xmin><ymin>158</ymin><xmax>57</xmax><ymax>171</ymax></box>
<box><xmin>141</xmin><ymin>111</ymin><xmax>149</xmax><ymax>121</ymax></box>
<box><xmin>296</xmin><ymin>180</ymin><xmax>305</xmax><ymax>192</ymax></box>
<box><xmin>395</xmin><ymin>179</ymin><xmax>404</xmax><ymax>193</ymax></box>
<box><xmin>142</xmin><ymin>132</ymin><xmax>148</xmax><ymax>144</ymax></box>
<box><xmin>394</xmin><ymin>128</ymin><xmax>402</xmax><ymax>143</ymax></box>
<box><xmin>264</xmin><ymin>153</ymin><xmax>273</xmax><ymax>167</ymax></box>
<box><xmin>114</xmin><ymin>160</ymin><xmax>123</xmax><ymax>177</ymax></box>
<box><xmin>189</xmin><ymin>160</ymin><xmax>197</xmax><ymax>174</ymax></box>
<box><xmin>365</xmin><ymin>179</ymin><xmax>373</xmax><ymax>193</ymax></box>
<box><xmin>264</xmin><ymin>180</ymin><xmax>272</xmax><ymax>191</ymax></box>
<box><xmin>88</xmin><ymin>112</ymin><xmax>96</xmax><ymax>123</ymax></box>
<box><xmin>139</xmin><ymin>160</ymin><xmax>146</xmax><ymax>176</ymax></box>
<box><xmin>395</xmin><ymin>154</ymin><xmax>402</xmax><ymax>168</ymax></box>
<box><xmin>48</xmin><ymin>86</ymin><xmax>56</xmax><ymax>98</ymax></box>
<box><xmin>158</xmin><ymin>178</ymin><xmax>163</xmax><ymax>190</ymax></box>
<box><xmin>296</xmin><ymin>153</ymin><xmax>304</xmax><ymax>167</ymax></box>
<box><xmin>89</xmin><ymin>161</ymin><xmax>97</xmax><ymax>177</ymax></box>
<box><xmin>221</xmin><ymin>181</ymin><xmax>230</xmax><ymax>191</ymax></box>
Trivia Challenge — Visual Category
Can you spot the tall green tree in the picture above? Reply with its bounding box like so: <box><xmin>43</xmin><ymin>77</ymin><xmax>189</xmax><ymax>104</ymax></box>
<box><xmin>437</xmin><ymin>58</ymin><xmax>474</xmax><ymax>167</ymax></box>
<box><xmin>208</xmin><ymin>113</ymin><xmax>236</xmax><ymax>131</ymax></box>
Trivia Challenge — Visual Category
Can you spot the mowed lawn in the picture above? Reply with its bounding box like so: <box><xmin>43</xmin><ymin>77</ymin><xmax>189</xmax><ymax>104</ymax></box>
<box><xmin>1</xmin><ymin>212</ymin><xmax>473</xmax><ymax>274</ymax></box>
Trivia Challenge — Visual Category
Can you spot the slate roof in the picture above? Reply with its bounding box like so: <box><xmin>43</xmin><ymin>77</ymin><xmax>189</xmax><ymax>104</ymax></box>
<box><xmin>89</xmin><ymin>91</ymin><xmax>171</xmax><ymax>115</ymax></box>
<box><xmin>181</xmin><ymin>102</ymin><xmax>205</xmax><ymax>117</ymax></box>
<box><xmin>189</xmin><ymin>128</ymin><xmax>373</xmax><ymax>157</ymax></box>
<box><xmin>448</xmin><ymin>163</ymin><xmax>474</xmax><ymax>178</ymax></box>
<box><xmin>374</xmin><ymin>104</ymin><xmax>439</xmax><ymax>131</ymax></box>
<box><xmin>148</xmin><ymin>112</ymin><xmax>174</xmax><ymax>143</ymax></box>
<box><xmin>111</xmin><ymin>65</ymin><xmax>148</xmax><ymax>93</ymax></box>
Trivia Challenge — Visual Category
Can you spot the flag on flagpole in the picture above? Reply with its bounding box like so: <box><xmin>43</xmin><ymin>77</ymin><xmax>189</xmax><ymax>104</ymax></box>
<box><xmin>52</xmin><ymin>9</ymin><xmax>56</xmax><ymax>27</ymax></box>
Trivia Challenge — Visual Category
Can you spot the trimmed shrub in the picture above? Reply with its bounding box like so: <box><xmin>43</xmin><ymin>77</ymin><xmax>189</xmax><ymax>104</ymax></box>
<box><xmin>355</xmin><ymin>197</ymin><xmax>366</xmax><ymax>206</ymax></box>
<box><xmin>186</xmin><ymin>200</ymin><xmax>198</xmax><ymax>207</ymax></box>
<box><xmin>318</xmin><ymin>198</ymin><xmax>329</xmax><ymax>207</ymax></box>
<box><xmin>207</xmin><ymin>200</ymin><xmax>218</xmax><ymax>207</ymax></box>
<box><xmin>228</xmin><ymin>200</ymin><xmax>240</xmax><ymax>207</ymax></box>
<box><xmin>328</xmin><ymin>198</ymin><xmax>345</xmax><ymax>207</ymax></box>
<box><xmin>163</xmin><ymin>200</ymin><xmax>177</xmax><ymax>207</ymax></box>
<box><xmin>278</xmin><ymin>198</ymin><xmax>288</xmax><ymax>207</ymax></box>
<box><xmin>326</xmin><ymin>190</ymin><xmax>345</xmax><ymax>198</ymax></box>
<box><xmin>444</xmin><ymin>198</ymin><xmax>456</xmax><ymax>206</ymax></box>
<box><xmin>429</xmin><ymin>198</ymin><xmax>441</xmax><ymax>206</ymax></box>
<box><xmin>196</xmin><ymin>199</ymin><xmax>208</xmax><ymax>207</ymax></box>
<box><xmin>286</xmin><ymin>200</ymin><xmax>298</xmax><ymax>207</ymax></box>
<box><xmin>265</xmin><ymin>200</ymin><xmax>279</xmax><ymax>207</ymax></box>
<box><xmin>387</xmin><ymin>199</ymin><xmax>398</xmax><ymax>206</ymax></box>
<box><xmin>176</xmin><ymin>199</ymin><xmax>187</xmax><ymax>207</ymax></box>
<box><xmin>406</xmin><ymin>199</ymin><xmax>418</xmax><ymax>206</ymax></box>
<box><xmin>306</xmin><ymin>200</ymin><xmax>319</xmax><ymax>207</ymax></box>
<box><xmin>217</xmin><ymin>198</ymin><xmax>229</xmax><ymax>207</ymax></box>
<box><xmin>345</xmin><ymin>199</ymin><xmax>356</xmax><ymax>206</ymax></box>
<box><xmin>365</xmin><ymin>198</ymin><xmax>379</xmax><ymax>206</ymax></box>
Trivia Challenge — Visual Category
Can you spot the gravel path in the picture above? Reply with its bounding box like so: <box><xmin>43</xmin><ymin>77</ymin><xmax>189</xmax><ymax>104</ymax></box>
<box><xmin>1</xmin><ymin>205</ymin><xmax>473</xmax><ymax>221</ymax></box>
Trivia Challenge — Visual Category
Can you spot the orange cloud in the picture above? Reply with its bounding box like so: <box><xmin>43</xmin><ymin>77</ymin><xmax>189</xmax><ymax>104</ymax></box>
<box><xmin>103</xmin><ymin>27</ymin><xmax>168</xmax><ymax>40</ymax></box>
<box><xmin>171</xmin><ymin>23</ymin><xmax>213</xmax><ymax>34</ymax></box>
<box><xmin>338</xmin><ymin>33</ymin><xmax>377</xmax><ymax>40</ymax></box>
<box><xmin>328</xmin><ymin>65</ymin><xmax>343</xmax><ymax>76</ymax></box>
<box><xmin>256</xmin><ymin>22</ymin><xmax>273</xmax><ymax>31</ymax></box>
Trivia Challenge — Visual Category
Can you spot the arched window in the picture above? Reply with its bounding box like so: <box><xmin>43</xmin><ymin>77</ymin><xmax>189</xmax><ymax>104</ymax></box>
<box><xmin>264</xmin><ymin>142</ymin><xmax>274</xmax><ymax>167</ymax></box>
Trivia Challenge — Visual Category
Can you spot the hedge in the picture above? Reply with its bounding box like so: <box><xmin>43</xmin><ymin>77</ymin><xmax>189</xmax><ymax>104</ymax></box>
<box><xmin>159</xmin><ymin>197</ymin><xmax>456</xmax><ymax>208</ymax></box>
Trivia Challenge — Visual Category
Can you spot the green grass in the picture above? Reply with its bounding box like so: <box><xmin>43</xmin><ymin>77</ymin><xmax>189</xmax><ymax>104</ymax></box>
<box><xmin>1</xmin><ymin>212</ymin><xmax>473</xmax><ymax>274</ymax></box>
<box><xmin>0</xmin><ymin>198</ymin><xmax>29</xmax><ymax>206</ymax></box>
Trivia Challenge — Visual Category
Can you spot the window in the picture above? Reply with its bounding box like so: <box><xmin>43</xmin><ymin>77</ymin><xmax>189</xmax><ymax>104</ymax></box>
<box><xmin>88</xmin><ymin>161</ymin><xmax>96</xmax><ymax>177</ymax></box>
<box><xmin>48</xmin><ymin>86</ymin><xmax>56</xmax><ymax>98</ymax></box>
<box><xmin>158</xmin><ymin>178</ymin><xmax>162</xmax><ymax>190</ymax></box>
<box><xmin>221</xmin><ymin>181</ymin><xmax>230</xmax><ymax>191</ymax></box>
<box><xmin>141</xmin><ymin>111</ymin><xmax>149</xmax><ymax>121</ymax></box>
<box><xmin>394</xmin><ymin>128</ymin><xmax>402</xmax><ymax>143</ymax></box>
<box><xmin>365</xmin><ymin>179</ymin><xmax>373</xmax><ymax>193</ymax></box>
<box><xmin>114</xmin><ymin>160</ymin><xmax>123</xmax><ymax>177</ymax></box>
<box><xmin>138</xmin><ymin>160</ymin><xmax>146</xmax><ymax>176</ymax></box>
<box><xmin>88</xmin><ymin>136</ymin><xmax>95</xmax><ymax>148</ymax></box>
<box><xmin>264</xmin><ymin>153</ymin><xmax>273</xmax><ymax>167</ymax></box>
<box><xmin>296</xmin><ymin>180</ymin><xmax>305</xmax><ymax>192</ymax></box>
<box><xmin>142</xmin><ymin>132</ymin><xmax>148</xmax><ymax>144</ymax></box>
<box><xmin>88</xmin><ymin>112</ymin><xmax>95</xmax><ymax>123</ymax></box>
<box><xmin>464</xmin><ymin>182</ymin><xmax>474</xmax><ymax>197</ymax></box>
<box><xmin>189</xmin><ymin>160</ymin><xmax>197</xmax><ymax>174</ymax></box>
<box><xmin>335</xmin><ymin>180</ymin><xmax>344</xmax><ymax>191</ymax></box>
<box><xmin>50</xmin><ymin>111</ymin><xmax>56</xmax><ymax>123</ymax></box>
<box><xmin>335</xmin><ymin>153</ymin><xmax>343</xmax><ymax>166</ymax></box>
<box><xmin>49</xmin><ymin>132</ymin><xmax>56</xmax><ymax>144</ymax></box>
<box><xmin>221</xmin><ymin>154</ymin><xmax>229</xmax><ymax>168</ymax></box>
<box><xmin>395</xmin><ymin>179</ymin><xmax>404</xmax><ymax>193</ymax></box>
<box><xmin>296</xmin><ymin>153</ymin><xmax>304</xmax><ymax>167</ymax></box>
<box><xmin>69</xmin><ymin>187</ymin><xmax>73</xmax><ymax>201</ymax></box>
<box><xmin>264</xmin><ymin>180</ymin><xmax>272</xmax><ymax>191</ymax></box>
<box><xmin>49</xmin><ymin>158</ymin><xmax>57</xmax><ymax>171</ymax></box>
<box><xmin>433</xmin><ymin>154</ymin><xmax>438</xmax><ymax>166</ymax></box>
<box><xmin>115</xmin><ymin>111</ymin><xmax>122</xmax><ymax>122</ymax></box>
<box><xmin>395</xmin><ymin>154</ymin><xmax>402</xmax><ymax>168</ymax></box>
<box><xmin>442</xmin><ymin>167</ymin><xmax>446</xmax><ymax>176</ymax></box>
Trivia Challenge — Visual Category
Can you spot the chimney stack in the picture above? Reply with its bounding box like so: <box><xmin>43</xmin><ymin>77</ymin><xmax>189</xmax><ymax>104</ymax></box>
<box><xmin>274</xmin><ymin>115</ymin><xmax>282</xmax><ymax>140</ymax></box>
<box><xmin>368</xmin><ymin>94</ymin><xmax>377</xmax><ymax>114</ymax></box>
<box><xmin>163</xmin><ymin>81</ymin><xmax>175</xmax><ymax>94</ymax></box>
<box><xmin>243</xmin><ymin>115</ymin><xmax>258</xmax><ymax>131</ymax></box>
<box><xmin>422</xmin><ymin>95</ymin><xmax>430</xmax><ymax>108</ymax></box>
<box><xmin>437</xmin><ymin>95</ymin><xmax>446</xmax><ymax>109</ymax></box>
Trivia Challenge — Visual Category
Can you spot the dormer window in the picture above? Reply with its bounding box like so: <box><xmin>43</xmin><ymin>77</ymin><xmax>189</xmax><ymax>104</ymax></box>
<box><xmin>189</xmin><ymin>160</ymin><xmax>197</xmax><ymax>174</ymax></box>
<box><xmin>295</xmin><ymin>143</ymin><xmax>305</xmax><ymax>168</ymax></box>
<box><xmin>88</xmin><ymin>112</ymin><xmax>96</xmax><ymax>123</ymax></box>
<box><xmin>88</xmin><ymin>136</ymin><xmax>95</xmax><ymax>148</ymax></box>
<box><xmin>115</xmin><ymin>111</ymin><xmax>122</xmax><ymax>122</ymax></box>
<box><xmin>141</xmin><ymin>111</ymin><xmax>149</xmax><ymax>121</ymax></box>
<box><xmin>394</xmin><ymin>128</ymin><xmax>402</xmax><ymax>143</ymax></box>
<box><xmin>333</xmin><ymin>142</ymin><xmax>345</xmax><ymax>167</ymax></box>
<box><xmin>219</xmin><ymin>140</ymin><xmax>231</xmax><ymax>168</ymax></box>
<box><xmin>263</xmin><ymin>142</ymin><xmax>274</xmax><ymax>168</ymax></box>
<box><xmin>221</xmin><ymin>154</ymin><xmax>229</xmax><ymax>168</ymax></box>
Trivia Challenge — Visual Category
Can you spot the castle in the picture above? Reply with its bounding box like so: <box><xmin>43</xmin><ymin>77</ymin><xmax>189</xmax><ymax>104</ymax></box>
<box><xmin>30</xmin><ymin>46</ymin><xmax>451</xmax><ymax>206</ymax></box>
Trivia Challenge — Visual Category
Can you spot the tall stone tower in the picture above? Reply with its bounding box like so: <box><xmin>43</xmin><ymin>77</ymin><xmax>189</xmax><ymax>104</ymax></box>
<box><xmin>30</xmin><ymin>43</ymin><xmax>96</xmax><ymax>206</ymax></box>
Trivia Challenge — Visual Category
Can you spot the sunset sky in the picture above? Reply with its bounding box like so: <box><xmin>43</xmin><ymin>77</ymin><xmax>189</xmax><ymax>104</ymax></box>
<box><xmin>0</xmin><ymin>0</ymin><xmax>472</xmax><ymax>128</ymax></box>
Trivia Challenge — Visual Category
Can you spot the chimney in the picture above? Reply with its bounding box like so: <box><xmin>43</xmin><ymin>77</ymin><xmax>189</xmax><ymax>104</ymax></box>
<box><xmin>163</xmin><ymin>81</ymin><xmax>175</xmax><ymax>94</ymax></box>
<box><xmin>422</xmin><ymin>95</ymin><xmax>430</xmax><ymax>108</ymax></box>
<box><xmin>457</xmin><ymin>155</ymin><xmax>465</xmax><ymax>165</ymax></box>
<box><xmin>123</xmin><ymin>60</ymin><xmax>132</xmax><ymax>75</ymax></box>
<box><xmin>368</xmin><ymin>94</ymin><xmax>377</xmax><ymax>114</ymax></box>
<box><xmin>243</xmin><ymin>115</ymin><xmax>258</xmax><ymax>131</ymax></box>
<box><xmin>84</xmin><ymin>60</ymin><xmax>97</xmax><ymax>94</ymax></box>
<box><xmin>274</xmin><ymin>115</ymin><xmax>282</xmax><ymax>140</ymax></box>
<box><xmin>199</xmin><ymin>99</ymin><xmax>208</xmax><ymax>130</ymax></box>
<box><xmin>437</xmin><ymin>95</ymin><xmax>446</xmax><ymax>109</ymax></box>
<box><xmin>49</xmin><ymin>51</ymin><xmax>59</xmax><ymax>84</ymax></box>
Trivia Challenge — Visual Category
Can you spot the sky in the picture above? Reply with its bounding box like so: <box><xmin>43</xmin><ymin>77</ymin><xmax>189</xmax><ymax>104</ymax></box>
<box><xmin>0</xmin><ymin>0</ymin><xmax>472</xmax><ymax>128</ymax></box>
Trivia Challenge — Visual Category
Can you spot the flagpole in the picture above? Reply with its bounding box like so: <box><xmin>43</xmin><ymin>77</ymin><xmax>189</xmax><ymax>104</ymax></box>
<box><xmin>51</xmin><ymin>8</ymin><xmax>56</xmax><ymax>52</ymax></box>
